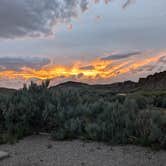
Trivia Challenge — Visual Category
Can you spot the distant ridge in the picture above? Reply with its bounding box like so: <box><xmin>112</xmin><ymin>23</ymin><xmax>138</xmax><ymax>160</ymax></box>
<box><xmin>52</xmin><ymin>71</ymin><xmax>166</xmax><ymax>92</ymax></box>
<box><xmin>0</xmin><ymin>88</ymin><xmax>16</xmax><ymax>94</ymax></box>
<box><xmin>55</xmin><ymin>81</ymin><xmax>89</xmax><ymax>88</ymax></box>
<box><xmin>138</xmin><ymin>71</ymin><xmax>166</xmax><ymax>90</ymax></box>
<box><xmin>1</xmin><ymin>71</ymin><xmax>166</xmax><ymax>93</ymax></box>
<box><xmin>52</xmin><ymin>80</ymin><xmax>137</xmax><ymax>93</ymax></box>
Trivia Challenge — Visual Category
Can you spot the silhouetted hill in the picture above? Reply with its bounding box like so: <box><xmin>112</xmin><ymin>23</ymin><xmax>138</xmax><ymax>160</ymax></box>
<box><xmin>0</xmin><ymin>88</ymin><xmax>16</xmax><ymax>95</ymax></box>
<box><xmin>51</xmin><ymin>71</ymin><xmax>166</xmax><ymax>93</ymax></box>
<box><xmin>138</xmin><ymin>71</ymin><xmax>166</xmax><ymax>90</ymax></box>
<box><xmin>55</xmin><ymin>81</ymin><xmax>89</xmax><ymax>88</ymax></box>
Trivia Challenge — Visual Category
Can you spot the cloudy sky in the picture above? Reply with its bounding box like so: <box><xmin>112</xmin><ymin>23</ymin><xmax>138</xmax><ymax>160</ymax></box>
<box><xmin>0</xmin><ymin>0</ymin><xmax>166</xmax><ymax>88</ymax></box>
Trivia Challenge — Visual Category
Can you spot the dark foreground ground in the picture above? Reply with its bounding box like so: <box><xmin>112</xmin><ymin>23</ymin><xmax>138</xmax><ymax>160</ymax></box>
<box><xmin>0</xmin><ymin>135</ymin><xmax>165</xmax><ymax>166</ymax></box>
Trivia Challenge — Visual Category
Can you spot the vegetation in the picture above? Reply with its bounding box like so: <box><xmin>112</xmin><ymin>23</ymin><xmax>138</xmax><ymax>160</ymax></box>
<box><xmin>0</xmin><ymin>80</ymin><xmax>165</xmax><ymax>149</ymax></box>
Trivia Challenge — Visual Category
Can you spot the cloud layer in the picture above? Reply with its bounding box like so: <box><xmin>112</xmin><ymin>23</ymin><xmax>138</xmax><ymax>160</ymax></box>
<box><xmin>0</xmin><ymin>0</ymin><xmax>89</xmax><ymax>38</ymax></box>
<box><xmin>101</xmin><ymin>51</ymin><xmax>141</xmax><ymax>60</ymax></box>
<box><xmin>0</xmin><ymin>0</ymin><xmax>135</xmax><ymax>39</ymax></box>
<box><xmin>0</xmin><ymin>50</ymin><xmax>166</xmax><ymax>89</ymax></box>
<box><xmin>0</xmin><ymin>57</ymin><xmax>50</xmax><ymax>71</ymax></box>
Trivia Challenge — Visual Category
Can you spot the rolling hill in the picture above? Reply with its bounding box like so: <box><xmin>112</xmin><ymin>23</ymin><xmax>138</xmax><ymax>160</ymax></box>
<box><xmin>51</xmin><ymin>71</ymin><xmax>166</xmax><ymax>93</ymax></box>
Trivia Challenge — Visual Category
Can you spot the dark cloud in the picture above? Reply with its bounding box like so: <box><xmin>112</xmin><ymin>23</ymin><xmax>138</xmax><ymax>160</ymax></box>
<box><xmin>158</xmin><ymin>56</ymin><xmax>166</xmax><ymax>63</ymax></box>
<box><xmin>0</xmin><ymin>0</ymin><xmax>134</xmax><ymax>39</ymax></box>
<box><xmin>0</xmin><ymin>57</ymin><xmax>50</xmax><ymax>71</ymax></box>
<box><xmin>122</xmin><ymin>0</ymin><xmax>135</xmax><ymax>9</ymax></box>
<box><xmin>131</xmin><ymin>64</ymin><xmax>156</xmax><ymax>74</ymax></box>
<box><xmin>101</xmin><ymin>51</ymin><xmax>141</xmax><ymax>61</ymax></box>
<box><xmin>0</xmin><ymin>0</ymin><xmax>90</xmax><ymax>39</ymax></box>
<box><xmin>80</xmin><ymin>65</ymin><xmax>95</xmax><ymax>70</ymax></box>
<box><xmin>80</xmin><ymin>0</ymin><xmax>89</xmax><ymax>12</ymax></box>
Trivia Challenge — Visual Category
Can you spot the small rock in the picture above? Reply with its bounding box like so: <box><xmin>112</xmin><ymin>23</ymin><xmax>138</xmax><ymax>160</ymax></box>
<box><xmin>0</xmin><ymin>151</ymin><xmax>9</xmax><ymax>160</ymax></box>
<box><xmin>47</xmin><ymin>144</ymin><xmax>53</xmax><ymax>149</ymax></box>
<box><xmin>40</xmin><ymin>159</ymin><xmax>44</xmax><ymax>162</ymax></box>
<box><xmin>81</xmin><ymin>161</ymin><xmax>86</xmax><ymax>166</ymax></box>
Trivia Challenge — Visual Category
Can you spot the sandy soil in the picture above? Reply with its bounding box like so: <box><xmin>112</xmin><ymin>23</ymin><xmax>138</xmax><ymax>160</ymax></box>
<box><xmin>0</xmin><ymin>135</ymin><xmax>165</xmax><ymax>166</ymax></box>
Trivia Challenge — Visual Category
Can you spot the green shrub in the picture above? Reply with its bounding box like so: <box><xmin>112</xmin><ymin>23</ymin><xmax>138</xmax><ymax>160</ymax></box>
<box><xmin>51</xmin><ymin>129</ymin><xmax>66</xmax><ymax>140</ymax></box>
<box><xmin>0</xmin><ymin>80</ymin><xmax>166</xmax><ymax>149</ymax></box>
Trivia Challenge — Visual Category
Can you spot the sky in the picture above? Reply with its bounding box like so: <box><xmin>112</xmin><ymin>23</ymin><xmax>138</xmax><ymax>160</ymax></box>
<box><xmin>0</xmin><ymin>0</ymin><xmax>166</xmax><ymax>89</ymax></box>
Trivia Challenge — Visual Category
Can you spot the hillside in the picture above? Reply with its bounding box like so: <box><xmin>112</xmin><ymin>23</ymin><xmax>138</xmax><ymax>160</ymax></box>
<box><xmin>51</xmin><ymin>71</ymin><xmax>166</xmax><ymax>93</ymax></box>
<box><xmin>138</xmin><ymin>71</ymin><xmax>166</xmax><ymax>90</ymax></box>
<box><xmin>0</xmin><ymin>88</ymin><xmax>16</xmax><ymax>95</ymax></box>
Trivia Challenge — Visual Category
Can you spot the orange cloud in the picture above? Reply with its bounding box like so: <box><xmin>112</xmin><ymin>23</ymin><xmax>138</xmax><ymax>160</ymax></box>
<box><xmin>0</xmin><ymin>51</ymin><xmax>165</xmax><ymax>85</ymax></box>
<box><xmin>67</xmin><ymin>24</ymin><xmax>73</xmax><ymax>31</ymax></box>
<box><xmin>95</xmin><ymin>15</ymin><xmax>102</xmax><ymax>21</ymax></box>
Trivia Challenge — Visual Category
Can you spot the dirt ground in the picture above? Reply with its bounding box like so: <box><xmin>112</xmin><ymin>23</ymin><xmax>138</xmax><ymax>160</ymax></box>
<box><xmin>0</xmin><ymin>135</ymin><xmax>165</xmax><ymax>166</ymax></box>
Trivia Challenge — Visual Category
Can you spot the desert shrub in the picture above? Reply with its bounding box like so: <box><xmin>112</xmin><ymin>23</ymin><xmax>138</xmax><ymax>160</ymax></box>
<box><xmin>134</xmin><ymin>109</ymin><xmax>166</xmax><ymax>148</ymax></box>
<box><xmin>54</xmin><ymin>88</ymin><xmax>82</xmax><ymax>109</ymax></box>
<box><xmin>0</xmin><ymin>80</ymin><xmax>166</xmax><ymax>149</ymax></box>
<box><xmin>85</xmin><ymin>123</ymin><xmax>102</xmax><ymax>140</ymax></box>
<box><xmin>154</xmin><ymin>95</ymin><xmax>166</xmax><ymax>108</ymax></box>
<box><xmin>64</xmin><ymin>118</ymin><xmax>83</xmax><ymax>138</ymax></box>
<box><xmin>133</xmin><ymin>95</ymin><xmax>148</xmax><ymax>109</ymax></box>
<box><xmin>0</xmin><ymin>95</ymin><xmax>9</xmax><ymax>132</ymax></box>
<box><xmin>51</xmin><ymin>129</ymin><xmax>66</xmax><ymax>140</ymax></box>
<box><xmin>4</xmin><ymin>99</ymin><xmax>31</xmax><ymax>138</ymax></box>
<box><xmin>161</xmin><ymin>97</ymin><xmax>166</xmax><ymax>108</ymax></box>
<box><xmin>2</xmin><ymin>80</ymin><xmax>51</xmax><ymax>139</ymax></box>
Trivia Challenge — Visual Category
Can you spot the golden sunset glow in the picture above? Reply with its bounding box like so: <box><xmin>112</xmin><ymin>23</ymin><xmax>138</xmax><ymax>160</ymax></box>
<box><xmin>0</xmin><ymin>0</ymin><xmax>165</xmax><ymax>89</ymax></box>
<box><xmin>0</xmin><ymin>51</ymin><xmax>165</xmax><ymax>83</ymax></box>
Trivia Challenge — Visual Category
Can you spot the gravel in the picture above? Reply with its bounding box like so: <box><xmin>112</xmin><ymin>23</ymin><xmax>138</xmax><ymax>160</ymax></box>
<box><xmin>0</xmin><ymin>135</ymin><xmax>165</xmax><ymax>166</ymax></box>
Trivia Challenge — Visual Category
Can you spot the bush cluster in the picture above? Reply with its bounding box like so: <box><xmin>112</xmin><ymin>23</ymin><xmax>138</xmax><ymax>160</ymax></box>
<box><xmin>0</xmin><ymin>81</ymin><xmax>165</xmax><ymax>149</ymax></box>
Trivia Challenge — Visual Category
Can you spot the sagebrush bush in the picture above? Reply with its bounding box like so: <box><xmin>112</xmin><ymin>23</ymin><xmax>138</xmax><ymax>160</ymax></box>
<box><xmin>0</xmin><ymin>81</ymin><xmax>165</xmax><ymax>149</ymax></box>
